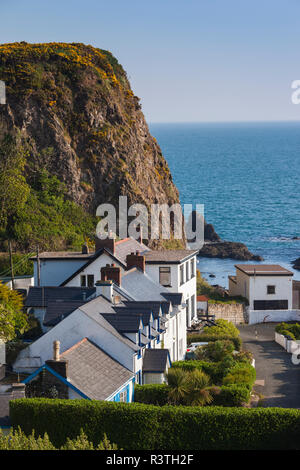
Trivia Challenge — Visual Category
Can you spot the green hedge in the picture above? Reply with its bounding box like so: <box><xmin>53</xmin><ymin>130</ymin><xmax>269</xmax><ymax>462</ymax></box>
<box><xmin>187</xmin><ymin>333</ymin><xmax>241</xmax><ymax>350</ymax></box>
<box><xmin>10</xmin><ymin>398</ymin><xmax>300</xmax><ymax>450</ymax></box>
<box><xmin>134</xmin><ymin>383</ymin><xmax>250</xmax><ymax>407</ymax></box>
<box><xmin>212</xmin><ymin>385</ymin><xmax>250</xmax><ymax>407</ymax></box>
<box><xmin>275</xmin><ymin>322</ymin><xmax>300</xmax><ymax>340</ymax></box>
<box><xmin>134</xmin><ymin>384</ymin><xmax>170</xmax><ymax>406</ymax></box>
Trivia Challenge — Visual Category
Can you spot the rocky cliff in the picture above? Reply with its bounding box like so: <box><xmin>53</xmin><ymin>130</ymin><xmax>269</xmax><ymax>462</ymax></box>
<box><xmin>0</xmin><ymin>42</ymin><xmax>181</xmax><ymax>249</ymax></box>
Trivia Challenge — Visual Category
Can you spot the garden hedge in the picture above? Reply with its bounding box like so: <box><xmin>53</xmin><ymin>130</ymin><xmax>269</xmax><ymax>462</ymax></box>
<box><xmin>134</xmin><ymin>383</ymin><xmax>250</xmax><ymax>407</ymax></box>
<box><xmin>187</xmin><ymin>333</ymin><xmax>242</xmax><ymax>350</ymax></box>
<box><xmin>134</xmin><ymin>384</ymin><xmax>170</xmax><ymax>406</ymax></box>
<box><xmin>10</xmin><ymin>398</ymin><xmax>300</xmax><ymax>450</ymax></box>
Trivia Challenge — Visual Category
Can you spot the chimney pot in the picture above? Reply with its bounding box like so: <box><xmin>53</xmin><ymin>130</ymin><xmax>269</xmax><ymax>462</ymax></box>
<box><xmin>53</xmin><ymin>340</ymin><xmax>60</xmax><ymax>361</ymax></box>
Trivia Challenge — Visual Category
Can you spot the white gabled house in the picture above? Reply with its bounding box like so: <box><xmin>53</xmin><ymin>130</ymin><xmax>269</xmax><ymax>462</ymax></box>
<box><xmin>31</xmin><ymin>237</ymin><xmax>198</xmax><ymax>329</ymax></box>
<box><xmin>18</xmin><ymin>237</ymin><xmax>198</xmax><ymax>393</ymax></box>
<box><xmin>228</xmin><ymin>264</ymin><xmax>300</xmax><ymax>324</ymax></box>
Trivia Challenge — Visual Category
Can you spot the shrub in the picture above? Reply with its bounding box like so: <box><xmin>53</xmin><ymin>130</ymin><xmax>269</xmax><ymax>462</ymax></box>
<box><xmin>10</xmin><ymin>398</ymin><xmax>300</xmax><ymax>450</ymax></box>
<box><xmin>211</xmin><ymin>385</ymin><xmax>251</xmax><ymax>406</ymax></box>
<box><xmin>275</xmin><ymin>323</ymin><xmax>300</xmax><ymax>340</ymax></box>
<box><xmin>172</xmin><ymin>359</ymin><xmax>234</xmax><ymax>384</ymax></box>
<box><xmin>0</xmin><ymin>426</ymin><xmax>117</xmax><ymax>450</ymax></box>
<box><xmin>134</xmin><ymin>384</ymin><xmax>170</xmax><ymax>406</ymax></box>
<box><xmin>187</xmin><ymin>333</ymin><xmax>241</xmax><ymax>351</ymax></box>
<box><xmin>280</xmin><ymin>330</ymin><xmax>296</xmax><ymax>340</ymax></box>
<box><xmin>195</xmin><ymin>340</ymin><xmax>234</xmax><ymax>362</ymax></box>
<box><xmin>223</xmin><ymin>364</ymin><xmax>256</xmax><ymax>390</ymax></box>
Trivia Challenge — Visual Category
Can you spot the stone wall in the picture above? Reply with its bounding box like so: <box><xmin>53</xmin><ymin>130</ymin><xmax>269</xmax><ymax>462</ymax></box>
<box><xmin>0</xmin><ymin>383</ymin><xmax>25</xmax><ymax>424</ymax></box>
<box><xmin>208</xmin><ymin>303</ymin><xmax>247</xmax><ymax>324</ymax></box>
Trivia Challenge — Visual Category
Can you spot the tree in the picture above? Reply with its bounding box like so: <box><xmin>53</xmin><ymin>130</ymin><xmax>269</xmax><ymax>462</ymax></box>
<box><xmin>0</xmin><ymin>134</ymin><xmax>30</xmax><ymax>232</ymax></box>
<box><xmin>185</xmin><ymin>369</ymin><xmax>213</xmax><ymax>406</ymax></box>
<box><xmin>0</xmin><ymin>282</ymin><xmax>28</xmax><ymax>341</ymax></box>
<box><xmin>165</xmin><ymin>368</ymin><xmax>189</xmax><ymax>405</ymax></box>
<box><xmin>166</xmin><ymin>368</ymin><xmax>213</xmax><ymax>406</ymax></box>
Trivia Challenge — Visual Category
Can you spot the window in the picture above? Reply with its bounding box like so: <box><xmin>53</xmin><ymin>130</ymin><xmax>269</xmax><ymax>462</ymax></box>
<box><xmin>135</xmin><ymin>370</ymin><xmax>142</xmax><ymax>384</ymax></box>
<box><xmin>159</xmin><ymin>266</ymin><xmax>171</xmax><ymax>286</ymax></box>
<box><xmin>80</xmin><ymin>275</ymin><xmax>86</xmax><ymax>287</ymax></box>
<box><xmin>254</xmin><ymin>300</ymin><xmax>288</xmax><ymax>310</ymax></box>
<box><xmin>190</xmin><ymin>258</ymin><xmax>195</xmax><ymax>278</ymax></box>
<box><xmin>267</xmin><ymin>285</ymin><xmax>276</xmax><ymax>295</ymax></box>
<box><xmin>191</xmin><ymin>295</ymin><xmax>195</xmax><ymax>319</ymax></box>
<box><xmin>186</xmin><ymin>262</ymin><xmax>189</xmax><ymax>282</ymax></box>
<box><xmin>186</xmin><ymin>298</ymin><xmax>190</xmax><ymax>325</ymax></box>
<box><xmin>179</xmin><ymin>339</ymin><xmax>183</xmax><ymax>357</ymax></box>
<box><xmin>180</xmin><ymin>265</ymin><xmax>184</xmax><ymax>285</ymax></box>
<box><xmin>81</xmin><ymin>274</ymin><xmax>94</xmax><ymax>288</ymax></box>
<box><xmin>119</xmin><ymin>388</ymin><xmax>128</xmax><ymax>402</ymax></box>
<box><xmin>87</xmin><ymin>275</ymin><xmax>94</xmax><ymax>288</ymax></box>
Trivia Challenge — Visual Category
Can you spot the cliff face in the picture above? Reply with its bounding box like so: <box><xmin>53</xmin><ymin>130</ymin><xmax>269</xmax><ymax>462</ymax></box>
<box><xmin>0</xmin><ymin>42</ymin><xmax>179</xmax><ymax>223</ymax></box>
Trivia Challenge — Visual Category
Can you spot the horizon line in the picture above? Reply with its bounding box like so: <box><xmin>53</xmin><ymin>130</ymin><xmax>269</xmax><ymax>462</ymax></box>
<box><xmin>148</xmin><ymin>119</ymin><xmax>300</xmax><ymax>125</ymax></box>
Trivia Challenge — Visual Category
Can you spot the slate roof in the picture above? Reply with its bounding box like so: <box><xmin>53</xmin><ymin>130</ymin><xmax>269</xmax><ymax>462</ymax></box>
<box><xmin>123</xmin><ymin>300</ymin><xmax>171</xmax><ymax>317</ymax></box>
<box><xmin>60</xmin><ymin>338</ymin><xmax>133</xmax><ymax>400</ymax></box>
<box><xmin>144</xmin><ymin>249</ymin><xmax>198</xmax><ymax>264</ymax></box>
<box><xmin>43</xmin><ymin>301</ymin><xmax>87</xmax><ymax>326</ymax></box>
<box><xmin>102</xmin><ymin>313</ymin><xmax>143</xmax><ymax>333</ymax></box>
<box><xmin>114</xmin><ymin>237</ymin><xmax>150</xmax><ymax>264</ymax></box>
<box><xmin>121</xmin><ymin>268</ymin><xmax>169</xmax><ymax>301</ymax></box>
<box><xmin>142</xmin><ymin>349</ymin><xmax>170</xmax><ymax>373</ymax></box>
<box><xmin>77</xmin><ymin>298</ymin><xmax>139</xmax><ymax>351</ymax></box>
<box><xmin>235</xmin><ymin>264</ymin><xmax>294</xmax><ymax>276</ymax></box>
<box><xmin>25</xmin><ymin>287</ymin><xmax>96</xmax><ymax>307</ymax></box>
<box><xmin>161</xmin><ymin>292</ymin><xmax>183</xmax><ymax>306</ymax></box>
<box><xmin>113</xmin><ymin>307</ymin><xmax>154</xmax><ymax>325</ymax></box>
<box><xmin>31</xmin><ymin>252</ymin><xmax>93</xmax><ymax>260</ymax></box>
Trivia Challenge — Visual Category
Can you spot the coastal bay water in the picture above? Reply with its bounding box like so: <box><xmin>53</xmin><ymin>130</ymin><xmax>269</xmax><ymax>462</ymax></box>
<box><xmin>150</xmin><ymin>122</ymin><xmax>300</xmax><ymax>287</ymax></box>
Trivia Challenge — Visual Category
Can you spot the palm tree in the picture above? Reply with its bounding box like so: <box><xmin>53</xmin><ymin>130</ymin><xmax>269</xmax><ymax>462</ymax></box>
<box><xmin>165</xmin><ymin>368</ymin><xmax>189</xmax><ymax>405</ymax></box>
<box><xmin>185</xmin><ymin>369</ymin><xmax>213</xmax><ymax>406</ymax></box>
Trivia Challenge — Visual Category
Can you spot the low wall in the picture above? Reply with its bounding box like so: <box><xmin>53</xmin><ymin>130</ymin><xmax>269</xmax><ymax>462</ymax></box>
<box><xmin>208</xmin><ymin>303</ymin><xmax>247</xmax><ymax>324</ymax></box>
<box><xmin>275</xmin><ymin>332</ymin><xmax>300</xmax><ymax>354</ymax></box>
<box><xmin>0</xmin><ymin>384</ymin><xmax>25</xmax><ymax>425</ymax></box>
<box><xmin>248</xmin><ymin>309</ymin><xmax>300</xmax><ymax>325</ymax></box>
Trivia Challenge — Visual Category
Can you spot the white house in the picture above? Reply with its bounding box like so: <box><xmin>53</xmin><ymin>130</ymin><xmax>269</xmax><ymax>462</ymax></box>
<box><xmin>228</xmin><ymin>264</ymin><xmax>300</xmax><ymax>324</ymax></box>
<box><xmin>22</xmin><ymin>338</ymin><xmax>135</xmax><ymax>403</ymax></box>
<box><xmin>14</xmin><ymin>264</ymin><xmax>183</xmax><ymax>386</ymax></box>
<box><xmin>30</xmin><ymin>237</ymin><xmax>198</xmax><ymax>330</ymax></box>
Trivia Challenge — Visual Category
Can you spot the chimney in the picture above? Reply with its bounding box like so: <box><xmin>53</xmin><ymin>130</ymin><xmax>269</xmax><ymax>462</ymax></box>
<box><xmin>126</xmin><ymin>251</ymin><xmax>145</xmax><ymax>272</ymax></box>
<box><xmin>95</xmin><ymin>279</ymin><xmax>113</xmax><ymax>302</ymax></box>
<box><xmin>46</xmin><ymin>340</ymin><xmax>68</xmax><ymax>379</ymax></box>
<box><xmin>53</xmin><ymin>340</ymin><xmax>60</xmax><ymax>361</ymax></box>
<box><xmin>82</xmin><ymin>242</ymin><xmax>89</xmax><ymax>254</ymax></box>
<box><xmin>95</xmin><ymin>232</ymin><xmax>115</xmax><ymax>254</ymax></box>
<box><xmin>100</xmin><ymin>264</ymin><xmax>121</xmax><ymax>286</ymax></box>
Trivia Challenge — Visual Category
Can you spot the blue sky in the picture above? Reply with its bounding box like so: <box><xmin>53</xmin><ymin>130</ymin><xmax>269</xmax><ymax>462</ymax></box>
<box><xmin>1</xmin><ymin>0</ymin><xmax>300</xmax><ymax>122</ymax></box>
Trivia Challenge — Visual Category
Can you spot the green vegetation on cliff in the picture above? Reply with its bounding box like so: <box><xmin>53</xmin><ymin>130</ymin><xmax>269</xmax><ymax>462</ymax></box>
<box><xmin>0</xmin><ymin>42</ymin><xmax>182</xmax><ymax>252</ymax></box>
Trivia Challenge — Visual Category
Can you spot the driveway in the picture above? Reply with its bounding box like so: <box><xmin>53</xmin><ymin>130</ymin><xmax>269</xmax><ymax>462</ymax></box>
<box><xmin>238</xmin><ymin>323</ymin><xmax>300</xmax><ymax>408</ymax></box>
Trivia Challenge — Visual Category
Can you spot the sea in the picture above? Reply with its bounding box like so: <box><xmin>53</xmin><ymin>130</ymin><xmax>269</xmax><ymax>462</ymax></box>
<box><xmin>150</xmin><ymin>122</ymin><xmax>300</xmax><ymax>288</ymax></box>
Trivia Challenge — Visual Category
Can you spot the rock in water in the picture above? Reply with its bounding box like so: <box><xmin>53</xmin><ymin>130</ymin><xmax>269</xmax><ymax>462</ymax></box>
<box><xmin>293</xmin><ymin>257</ymin><xmax>300</xmax><ymax>270</ymax></box>
<box><xmin>188</xmin><ymin>211</ymin><xmax>262</xmax><ymax>260</ymax></box>
<box><xmin>199</xmin><ymin>241</ymin><xmax>263</xmax><ymax>261</ymax></box>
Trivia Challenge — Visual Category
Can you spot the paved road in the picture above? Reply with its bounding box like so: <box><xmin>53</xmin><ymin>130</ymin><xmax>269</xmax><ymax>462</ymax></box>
<box><xmin>238</xmin><ymin>323</ymin><xmax>300</xmax><ymax>408</ymax></box>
